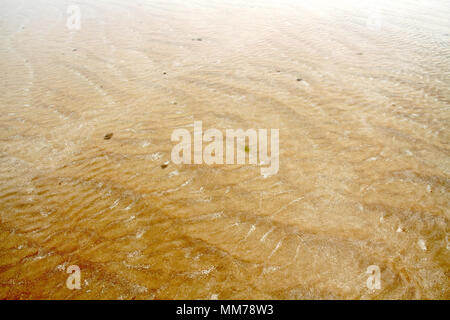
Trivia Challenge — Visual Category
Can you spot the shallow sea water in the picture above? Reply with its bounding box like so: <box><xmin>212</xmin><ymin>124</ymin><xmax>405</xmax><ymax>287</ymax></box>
<box><xmin>0</xmin><ymin>0</ymin><xmax>449</xmax><ymax>299</ymax></box>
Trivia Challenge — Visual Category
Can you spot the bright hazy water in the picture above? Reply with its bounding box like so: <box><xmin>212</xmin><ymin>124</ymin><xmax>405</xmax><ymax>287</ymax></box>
<box><xmin>0</xmin><ymin>0</ymin><xmax>449</xmax><ymax>299</ymax></box>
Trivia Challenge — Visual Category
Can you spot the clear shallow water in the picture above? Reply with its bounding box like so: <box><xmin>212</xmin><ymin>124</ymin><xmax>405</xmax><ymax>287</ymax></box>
<box><xmin>0</xmin><ymin>0</ymin><xmax>449</xmax><ymax>299</ymax></box>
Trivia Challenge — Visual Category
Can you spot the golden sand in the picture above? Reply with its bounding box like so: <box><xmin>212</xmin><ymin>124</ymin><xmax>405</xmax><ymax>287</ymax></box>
<box><xmin>0</xmin><ymin>0</ymin><xmax>449</xmax><ymax>299</ymax></box>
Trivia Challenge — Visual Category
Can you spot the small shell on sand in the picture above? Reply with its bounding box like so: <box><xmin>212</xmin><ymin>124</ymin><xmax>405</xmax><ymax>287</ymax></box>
<box><xmin>104</xmin><ymin>133</ymin><xmax>113</xmax><ymax>140</ymax></box>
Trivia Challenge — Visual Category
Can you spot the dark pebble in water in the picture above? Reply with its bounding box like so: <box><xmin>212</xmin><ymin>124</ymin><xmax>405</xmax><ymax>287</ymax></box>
<box><xmin>73</xmin><ymin>48</ymin><xmax>77</xmax><ymax>52</ymax></box>
<box><xmin>296</xmin><ymin>78</ymin><xmax>302</xmax><ymax>81</ymax></box>
<box><xmin>104</xmin><ymin>133</ymin><xmax>113</xmax><ymax>140</ymax></box>
<box><xmin>197</xmin><ymin>38</ymin><xmax>202</xmax><ymax>41</ymax></box>
<box><xmin>163</xmin><ymin>72</ymin><xmax>167</xmax><ymax>75</ymax></box>
<box><xmin>161</xmin><ymin>164</ymin><xmax>168</xmax><ymax>169</ymax></box>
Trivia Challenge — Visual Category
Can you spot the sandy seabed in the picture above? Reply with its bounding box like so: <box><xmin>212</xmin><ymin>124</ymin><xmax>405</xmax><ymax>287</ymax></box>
<box><xmin>0</xmin><ymin>0</ymin><xmax>449</xmax><ymax>299</ymax></box>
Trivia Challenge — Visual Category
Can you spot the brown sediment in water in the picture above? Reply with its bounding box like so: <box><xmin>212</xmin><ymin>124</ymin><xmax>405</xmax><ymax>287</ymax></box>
<box><xmin>0</xmin><ymin>0</ymin><xmax>449</xmax><ymax>299</ymax></box>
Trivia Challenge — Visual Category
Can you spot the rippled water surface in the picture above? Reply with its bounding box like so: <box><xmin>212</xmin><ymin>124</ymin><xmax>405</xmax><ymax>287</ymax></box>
<box><xmin>0</xmin><ymin>0</ymin><xmax>449</xmax><ymax>299</ymax></box>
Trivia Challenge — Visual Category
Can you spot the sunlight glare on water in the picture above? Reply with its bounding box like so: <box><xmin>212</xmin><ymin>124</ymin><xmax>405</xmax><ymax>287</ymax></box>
<box><xmin>0</xmin><ymin>0</ymin><xmax>449</xmax><ymax>299</ymax></box>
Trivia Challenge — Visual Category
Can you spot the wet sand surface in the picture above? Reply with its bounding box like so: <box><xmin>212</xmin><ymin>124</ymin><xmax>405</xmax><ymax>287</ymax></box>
<box><xmin>0</xmin><ymin>0</ymin><xmax>449</xmax><ymax>299</ymax></box>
